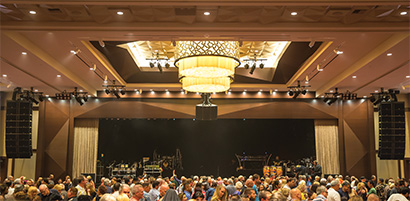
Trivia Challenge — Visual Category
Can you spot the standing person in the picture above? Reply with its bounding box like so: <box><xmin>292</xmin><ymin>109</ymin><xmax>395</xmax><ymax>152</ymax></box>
<box><xmin>76</xmin><ymin>176</ymin><xmax>88</xmax><ymax>196</ymax></box>
<box><xmin>312</xmin><ymin>161</ymin><xmax>322</xmax><ymax>178</ymax></box>
<box><xmin>130</xmin><ymin>185</ymin><xmax>148</xmax><ymax>201</ymax></box>
<box><xmin>313</xmin><ymin>186</ymin><xmax>328</xmax><ymax>201</ymax></box>
<box><xmin>367</xmin><ymin>181</ymin><xmax>377</xmax><ymax>197</ymax></box>
<box><xmin>225</xmin><ymin>179</ymin><xmax>235</xmax><ymax>198</ymax></box>
<box><xmin>210</xmin><ymin>185</ymin><xmax>227</xmax><ymax>201</ymax></box>
<box><xmin>290</xmin><ymin>189</ymin><xmax>302</xmax><ymax>201</ymax></box>
<box><xmin>149</xmin><ymin>181</ymin><xmax>160</xmax><ymax>201</ymax></box>
<box><xmin>242</xmin><ymin>188</ymin><xmax>257</xmax><ymax>201</ymax></box>
<box><xmin>375</xmin><ymin>178</ymin><xmax>386</xmax><ymax>201</ymax></box>
<box><xmin>68</xmin><ymin>187</ymin><xmax>78</xmax><ymax>201</ymax></box>
<box><xmin>158</xmin><ymin>184</ymin><xmax>169</xmax><ymax>201</ymax></box>
<box><xmin>357</xmin><ymin>182</ymin><xmax>368</xmax><ymax>201</ymax></box>
<box><xmin>338</xmin><ymin>181</ymin><xmax>350</xmax><ymax>201</ymax></box>
<box><xmin>93</xmin><ymin>185</ymin><xmax>107</xmax><ymax>201</ymax></box>
<box><xmin>328</xmin><ymin>180</ymin><xmax>341</xmax><ymax>201</ymax></box>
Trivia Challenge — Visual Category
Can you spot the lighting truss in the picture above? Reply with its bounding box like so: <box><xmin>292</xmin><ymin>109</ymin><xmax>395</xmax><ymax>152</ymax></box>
<box><xmin>55</xmin><ymin>87</ymin><xmax>88</xmax><ymax>105</ymax></box>
<box><xmin>242</xmin><ymin>53</ymin><xmax>267</xmax><ymax>75</ymax></box>
<box><xmin>102</xmin><ymin>80</ymin><xmax>126</xmax><ymax>99</ymax></box>
<box><xmin>369</xmin><ymin>88</ymin><xmax>400</xmax><ymax>106</ymax></box>
<box><xmin>146</xmin><ymin>52</ymin><xmax>172</xmax><ymax>73</ymax></box>
<box><xmin>12</xmin><ymin>87</ymin><xmax>44</xmax><ymax>104</ymax></box>
<box><xmin>287</xmin><ymin>81</ymin><xmax>310</xmax><ymax>99</ymax></box>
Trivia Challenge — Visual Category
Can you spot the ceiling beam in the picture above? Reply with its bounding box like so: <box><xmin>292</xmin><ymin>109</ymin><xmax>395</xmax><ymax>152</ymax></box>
<box><xmin>81</xmin><ymin>40</ymin><xmax>126</xmax><ymax>86</ymax></box>
<box><xmin>315</xmin><ymin>33</ymin><xmax>409</xmax><ymax>96</ymax></box>
<box><xmin>2</xmin><ymin>0</ymin><xmax>408</xmax><ymax>6</ymax></box>
<box><xmin>3</xmin><ymin>31</ymin><xmax>97</xmax><ymax>96</ymax></box>
<box><xmin>287</xmin><ymin>41</ymin><xmax>333</xmax><ymax>86</ymax></box>
<box><xmin>126</xmin><ymin>83</ymin><xmax>287</xmax><ymax>89</ymax></box>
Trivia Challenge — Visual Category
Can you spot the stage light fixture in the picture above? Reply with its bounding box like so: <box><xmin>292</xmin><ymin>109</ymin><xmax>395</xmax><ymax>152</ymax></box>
<box><xmin>301</xmin><ymin>89</ymin><xmax>307</xmax><ymax>95</ymax></box>
<box><xmin>249</xmin><ymin>63</ymin><xmax>256</xmax><ymax>75</ymax></box>
<box><xmin>165</xmin><ymin>63</ymin><xmax>170</xmax><ymax>68</ymax></box>
<box><xmin>259</xmin><ymin>63</ymin><xmax>264</xmax><ymax>69</ymax></box>
<box><xmin>287</xmin><ymin>81</ymin><xmax>310</xmax><ymax>99</ymax></box>
<box><xmin>244</xmin><ymin>63</ymin><xmax>249</xmax><ymax>69</ymax></box>
<box><xmin>288</xmin><ymin>90</ymin><xmax>294</xmax><ymax>96</ymax></box>
<box><xmin>120</xmin><ymin>90</ymin><xmax>125</xmax><ymax>95</ymax></box>
<box><xmin>105</xmin><ymin>89</ymin><xmax>110</xmax><ymax>94</ymax></box>
<box><xmin>38</xmin><ymin>95</ymin><xmax>44</xmax><ymax>102</ymax></box>
<box><xmin>150</xmin><ymin>62</ymin><xmax>155</xmax><ymax>68</ymax></box>
<box><xmin>157</xmin><ymin>63</ymin><xmax>163</xmax><ymax>73</ymax></box>
<box><xmin>113</xmin><ymin>91</ymin><xmax>121</xmax><ymax>99</ymax></box>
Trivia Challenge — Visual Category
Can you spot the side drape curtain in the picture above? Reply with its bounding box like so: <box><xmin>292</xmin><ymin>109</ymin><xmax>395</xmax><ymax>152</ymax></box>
<box><xmin>72</xmin><ymin>119</ymin><xmax>99</xmax><ymax>178</ymax></box>
<box><xmin>315</xmin><ymin>120</ymin><xmax>340</xmax><ymax>175</ymax></box>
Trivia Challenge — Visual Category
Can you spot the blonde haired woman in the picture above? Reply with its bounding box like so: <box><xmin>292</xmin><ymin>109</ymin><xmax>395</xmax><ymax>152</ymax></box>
<box><xmin>116</xmin><ymin>193</ymin><xmax>129</xmax><ymax>201</ymax></box>
<box><xmin>210</xmin><ymin>185</ymin><xmax>227</xmax><ymax>201</ymax></box>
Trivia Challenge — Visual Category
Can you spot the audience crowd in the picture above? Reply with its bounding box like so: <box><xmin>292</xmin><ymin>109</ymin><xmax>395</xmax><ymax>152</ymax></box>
<box><xmin>0</xmin><ymin>167</ymin><xmax>409</xmax><ymax>201</ymax></box>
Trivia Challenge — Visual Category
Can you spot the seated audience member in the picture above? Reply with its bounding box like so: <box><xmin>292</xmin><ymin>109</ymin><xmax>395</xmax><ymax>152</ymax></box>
<box><xmin>39</xmin><ymin>184</ymin><xmax>62</xmax><ymax>201</ymax></box>
<box><xmin>68</xmin><ymin>187</ymin><xmax>79</xmax><ymax>201</ymax></box>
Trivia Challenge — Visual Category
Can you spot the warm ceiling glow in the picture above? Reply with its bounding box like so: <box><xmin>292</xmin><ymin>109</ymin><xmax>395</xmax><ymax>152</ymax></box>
<box><xmin>400</xmin><ymin>11</ymin><xmax>408</xmax><ymax>15</ymax></box>
<box><xmin>29</xmin><ymin>10</ymin><xmax>36</xmax><ymax>14</ymax></box>
<box><xmin>387</xmin><ymin>53</ymin><xmax>392</xmax><ymax>56</ymax></box>
<box><xmin>174</xmin><ymin>41</ymin><xmax>240</xmax><ymax>93</ymax></box>
<box><xmin>204</xmin><ymin>12</ymin><xmax>210</xmax><ymax>15</ymax></box>
<box><xmin>117</xmin><ymin>11</ymin><xmax>124</xmax><ymax>15</ymax></box>
<box><xmin>352</xmin><ymin>75</ymin><xmax>357</xmax><ymax>78</ymax></box>
<box><xmin>22</xmin><ymin>52</ymin><xmax>27</xmax><ymax>55</ymax></box>
<box><xmin>291</xmin><ymin>12</ymin><xmax>298</xmax><ymax>16</ymax></box>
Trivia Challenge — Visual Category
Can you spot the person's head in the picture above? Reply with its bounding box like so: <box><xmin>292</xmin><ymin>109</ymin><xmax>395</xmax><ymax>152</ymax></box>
<box><xmin>116</xmin><ymin>193</ymin><xmax>129</xmax><ymax>201</ymax></box>
<box><xmin>39</xmin><ymin>184</ymin><xmax>49</xmax><ymax>196</ymax></box>
<box><xmin>100</xmin><ymin>194</ymin><xmax>116</xmax><ymax>201</ymax></box>
<box><xmin>192</xmin><ymin>191</ymin><xmax>205</xmax><ymax>201</ymax></box>
<box><xmin>316</xmin><ymin>186</ymin><xmax>327</xmax><ymax>198</ymax></box>
<box><xmin>53</xmin><ymin>184</ymin><xmax>64</xmax><ymax>194</ymax></box>
<box><xmin>398</xmin><ymin>187</ymin><xmax>410</xmax><ymax>199</ymax></box>
<box><xmin>28</xmin><ymin>186</ymin><xmax>38</xmax><ymax>199</ymax></box>
<box><xmin>159</xmin><ymin>184</ymin><xmax>169</xmax><ymax>197</ymax></box>
<box><xmin>368</xmin><ymin>180</ymin><xmax>375</xmax><ymax>188</ymax></box>
<box><xmin>259</xmin><ymin>190</ymin><xmax>272</xmax><ymax>201</ymax></box>
<box><xmin>142</xmin><ymin>183</ymin><xmax>150</xmax><ymax>193</ymax></box>
<box><xmin>367</xmin><ymin>194</ymin><xmax>379</xmax><ymax>201</ymax></box>
<box><xmin>290</xmin><ymin>189</ymin><xmax>302</xmax><ymax>201</ymax></box>
<box><xmin>183</xmin><ymin>182</ymin><xmax>191</xmax><ymax>192</ymax></box>
<box><xmin>287</xmin><ymin>178</ymin><xmax>297</xmax><ymax>187</ymax></box>
<box><xmin>342</xmin><ymin>181</ymin><xmax>350</xmax><ymax>192</ymax></box>
<box><xmin>245</xmin><ymin>179</ymin><xmax>254</xmax><ymax>188</ymax></box>
<box><xmin>78</xmin><ymin>176</ymin><xmax>88</xmax><ymax>187</ymax></box>
<box><xmin>235</xmin><ymin>181</ymin><xmax>243</xmax><ymax>190</ymax></box>
<box><xmin>330</xmin><ymin>180</ymin><xmax>340</xmax><ymax>191</ymax></box>
<box><xmin>113</xmin><ymin>183</ymin><xmax>121</xmax><ymax>192</ymax></box>
<box><xmin>97</xmin><ymin>185</ymin><xmax>107</xmax><ymax>196</ymax></box>
<box><xmin>131</xmin><ymin>185</ymin><xmax>144</xmax><ymax>199</ymax></box>
<box><xmin>121</xmin><ymin>184</ymin><xmax>130</xmax><ymax>197</ymax></box>
<box><xmin>214</xmin><ymin>185</ymin><xmax>227</xmax><ymax>199</ymax></box>
<box><xmin>103</xmin><ymin>178</ymin><xmax>110</xmax><ymax>187</ymax></box>
<box><xmin>152</xmin><ymin>181</ymin><xmax>160</xmax><ymax>189</ymax></box>
<box><xmin>243</xmin><ymin>188</ymin><xmax>256</xmax><ymax>201</ymax></box>
<box><xmin>229</xmin><ymin>194</ymin><xmax>241</xmax><ymax>201</ymax></box>
<box><xmin>349</xmin><ymin>195</ymin><xmax>364</xmax><ymax>201</ymax></box>
<box><xmin>178</xmin><ymin>192</ymin><xmax>187</xmax><ymax>201</ymax></box>
<box><xmin>68</xmin><ymin>187</ymin><xmax>78</xmax><ymax>198</ymax></box>
<box><xmin>378</xmin><ymin>178</ymin><xmax>384</xmax><ymax>184</ymax></box>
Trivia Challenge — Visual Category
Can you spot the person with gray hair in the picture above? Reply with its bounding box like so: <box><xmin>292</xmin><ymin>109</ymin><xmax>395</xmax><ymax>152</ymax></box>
<box><xmin>367</xmin><ymin>194</ymin><xmax>379</xmax><ymax>201</ymax></box>
<box><xmin>103</xmin><ymin>179</ymin><xmax>113</xmax><ymax>194</ymax></box>
<box><xmin>120</xmin><ymin>184</ymin><xmax>131</xmax><ymax>198</ymax></box>
<box><xmin>130</xmin><ymin>185</ymin><xmax>148</xmax><ymax>201</ymax></box>
<box><xmin>313</xmin><ymin>186</ymin><xmax>327</xmax><ymax>201</ymax></box>
<box><xmin>226</xmin><ymin>179</ymin><xmax>236</xmax><ymax>197</ymax></box>
<box><xmin>327</xmin><ymin>180</ymin><xmax>341</xmax><ymax>201</ymax></box>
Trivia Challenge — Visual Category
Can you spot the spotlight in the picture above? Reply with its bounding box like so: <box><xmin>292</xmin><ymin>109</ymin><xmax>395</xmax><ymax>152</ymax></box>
<box><xmin>113</xmin><ymin>90</ymin><xmax>121</xmax><ymax>99</ymax></box>
<box><xmin>105</xmin><ymin>89</ymin><xmax>110</xmax><ymax>94</ymax></box>
<box><xmin>83</xmin><ymin>95</ymin><xmax>88</xmax><ymax>102</ymax></box>
<box><xmin>75</xmin><ymin>96</ymin><xmax>84</xmax><ymax>105</ymax></box>
<box><xmin>249</xmin><ymin>63</ymin><xmax>256</xmax><ymax>75</ymax></box>
<box><xmin>301</xmin><ymin>89</ymin><xmax>307</xmax><ymax>95</ymax></box>
<box><xmin>373</xmin><ymin>97</ymin><xmax>383</xmax><ymax>105</ymax></box>
<box><xmin>99</xmin><ymin>40</ymin><xmax>105</xmax><ymax>47</ymax></box>
<box><xmin>369</xmin><ymin>96</ymin><xmax>376</xmax><ymax>102</ymax></box>
<box><xmin>157</xmin><ymin>63</ymin><xmax>163</xmax><ymax>73</ymax></box>
<box><xmin>120</xmin><ymin>89</ymin><xmax>125</xmax><ymax>95</ymax></box>
<box><xmin>38</xmin><ymin>95</ymin><xmax>44</xmax><ymax>102</ymax></box>
<box><xmin>327</xmin><ymin>98</ymin><xmax>338</xmax><ymax>105</ymax></box>
<box><xmin>244</xmin><ymin>63</ymin><xmax>250</xmax><ymax>69</ymax></box>
<box><xmin>288</xmin><ymin>90</ymin><xmax>294</xmax><ymax>96</ymax></box>
<box><xmin>308</xmin><ymin>40</ymin><xmax>315</xmax><ymax>48</ymax></box>
<box><xmin>323</xmin><ymin>97</ymin><xmax>330</xmax><ymax>103</ymax></box>
<box><xmin>259</xmin><ymin>63</ymin><xmax>264</xmax><ymax>69</ymax></box>
<box><xmin>150</xmin><ymin>62</ymin><xmax>155</xmax><ymax>68</ymax></box>
<box><xmin>165</xmin><ymin>63</ymin><xmax>170</xmax><ymax>68</ymax></box>
<box><xmin>293</xmin><ymin>91</ymin><xmax>300</xmax><ymax>99</ymax></box>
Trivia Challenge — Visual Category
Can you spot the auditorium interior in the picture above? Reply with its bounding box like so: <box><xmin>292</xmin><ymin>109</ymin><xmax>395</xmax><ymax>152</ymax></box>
<box><xmin>0</xmin><ymin>0</ymin><xmax>409</xmax><ymax>182</ymax></box>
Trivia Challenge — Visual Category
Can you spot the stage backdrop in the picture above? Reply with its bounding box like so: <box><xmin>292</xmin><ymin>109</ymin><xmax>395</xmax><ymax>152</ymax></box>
<box><xmin>98</xmin><ymin>118</ymin><xmax>315</xmax><ymax>177</ymax></box>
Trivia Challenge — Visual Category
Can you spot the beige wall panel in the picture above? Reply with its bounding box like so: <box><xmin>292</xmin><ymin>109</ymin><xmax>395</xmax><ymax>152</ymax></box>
<box><xmin>11</xmin><ymin>153</ymin><xmax>36</xmax><ymax>179</ymax></box>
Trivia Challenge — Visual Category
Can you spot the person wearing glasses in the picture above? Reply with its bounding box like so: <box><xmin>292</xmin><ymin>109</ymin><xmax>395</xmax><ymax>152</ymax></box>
<box><xmin>313</xmin><ymin>186</ymin><xmax>328</xmax><ymax>201</ymax></box>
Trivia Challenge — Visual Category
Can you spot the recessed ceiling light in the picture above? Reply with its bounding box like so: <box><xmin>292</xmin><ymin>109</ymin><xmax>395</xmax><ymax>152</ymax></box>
<box><xmin>22</xmin><ymin>52</ymin><xmax>27</xmax><ymax>55</ymax></box>
<box><xmin>2</xmin><ymin>74</ymin><xmax>7</xmax><ymax>77</ymax></box>
<box><xmin>352</xmin><ymin>76</ymin><xmax>357</xmax><ymax>78</ymax></box>
<box><xmin>204</xmin><ymin>12</ymin><xmax>210</xmax><ymax>15</ymax></box>
<box><xmin>29</xmin><ymin>11</ymin><xmax>36</xmax><ymax>15</ymax></box>
<box><xmin>330</xmin><ymin>90</ymin><xmax>333</xmax><ymax>93</ymax></box>
<box><xmin>406</xmin><ymin>75</ymin><xmax>410</xmax><ymax>78</ymax></box>
<box><xmin>387</xmin><ymin>53</ymin><xmax>392</xmax><ymax>56</ymax></box>
<box><xmin>291</xmin><ymin>12</ymin><xmax>298</xmax><ymax>16</ymax></box>
<box><xmin>400</xmin><ymin>11</ymin><xmax>408</xmax><ymax>15</ymax></box>
<box><xmin>34</xmin><ymin>89</ymin><xmax>38</xmax><ymax>92</ymax></box>
<box><xmin>45</xmin><ymin>95</ymin><xmax>50</xmax><ymax>97</ymax></box>
<box><xmin>89</xmin><ymin>67</ymin><xmax>94</xmax><ymax>71</ymax></box>
<box><xmin>363</xmin><ymin>96</ymin><xmax>367</xmax><ymax>98</ymax></box>
<box><xmin>305</xmin><ymin>81</ymin><xmax>309</xmax><ymax>84</ymax></box>
<box><xmin>375</xmin><ymin>90</ymin><xmax>379</xmax><ymax>93</ymax></box>
<box><xmin>117</xmin><ymin>11</ymin><xmax>124</xmax><ymax>15</ymax></box>
<box><xmin>79</xmin><ymin>89</ymin><xmax>83</xmax><ymax>92</ymax></box>
<box><xmin>57</xmin><ymin>74</ymin><xmax>61</xmax><ymax>78</ymax></box>
<box><xmin>274</xmin><ymin>89</ymin><xmax>278</xmax><ymax>91</ymax></box>
<box><xmin>335</xmin><ymin>50</ymin><xmax>344</xmax><ymax>54</ymax></box>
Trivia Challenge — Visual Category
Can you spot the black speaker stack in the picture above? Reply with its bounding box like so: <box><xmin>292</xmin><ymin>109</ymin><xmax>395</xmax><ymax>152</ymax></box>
<box><xmin>378</xmin><ymin>102</ymin><xmax>406</xmax><ymax>160</ymax></box>
<box><xmin>6</xmin><ymin>100</ymin><xmax>33</xmax><ymax>158</ymax></box>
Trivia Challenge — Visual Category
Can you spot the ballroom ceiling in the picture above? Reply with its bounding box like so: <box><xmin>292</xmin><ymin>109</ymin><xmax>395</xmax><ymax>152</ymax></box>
<box><xmin>0</xmin><ymin>0</ymin><xmax>409</xmax><ymax>98</ymax></box>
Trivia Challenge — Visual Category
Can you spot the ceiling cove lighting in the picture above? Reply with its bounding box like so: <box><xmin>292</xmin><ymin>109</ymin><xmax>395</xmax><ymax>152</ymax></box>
<box><xmin>174</xmin><ymin>41</ymin><xmax>240</xmax><ymax>93</ymax></box>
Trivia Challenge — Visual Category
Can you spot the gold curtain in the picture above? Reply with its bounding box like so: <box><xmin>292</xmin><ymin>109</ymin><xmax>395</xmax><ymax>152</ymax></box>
<box><xmin>72</xmin><ymin>119</ymin><xmax>99</xmax><ymax>178</ymax></box>
<box><xmin>314</xmin><ymin>120</ymin><xmax>340</xmax><ymax>176</ymax></box>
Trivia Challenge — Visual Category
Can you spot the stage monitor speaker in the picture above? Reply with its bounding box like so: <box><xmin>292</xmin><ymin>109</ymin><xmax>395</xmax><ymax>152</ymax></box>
<box><xmin>196</xmin><ymin>104</ymin><xmax>217</xmax><ymax>120</ymax></box>
<box><xmin>6</xmin><ymin>100</ymin><xmax>33</xmax><ymax>158</ymax></box>
<box><xmin>378</xmin><ymin>102</ymin><xmax>405</xmax><ymax>160</ymax></box>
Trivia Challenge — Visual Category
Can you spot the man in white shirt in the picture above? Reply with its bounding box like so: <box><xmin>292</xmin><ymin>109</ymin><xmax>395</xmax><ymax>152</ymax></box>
<box><xmin>75</xmin><ymin>176</ymin><xmax>87</xmax><ymax>196</ymax></box>
<box><xmin>387</xmin><ymin>187</ymin><xmax>409</xmax><ymax>201</ymax></box>
<box><xmin>327</xmin><ymin>180</ymin><xmax>341</xmax><ymax>201</ymax></box>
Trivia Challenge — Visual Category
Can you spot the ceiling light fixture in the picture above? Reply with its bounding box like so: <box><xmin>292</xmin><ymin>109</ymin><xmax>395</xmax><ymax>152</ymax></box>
<box><xmin>204</xmin><ymin>12</ymin><xmax>210</xmax><ymax>15</ymax></box>
<box><xmin>29</xmin><ymin>11</ymin><xmax>36</xmax><ymax>14</ymax></box>
<box><xmin>287</xmin><ymin>81</ymin><xmax>310</xmax><ymax>99</ymax></box>
<box><xmin>102</xmin><ymin>80</ymin><xmax>125</xmax><ymax>99</ymax></box>
<box><xmin>22</xmin><ymin>52</ymin><xmax>27</xmax><ymax>55</ymax></box>
<box><xmin>174</xmin><ymin>41</ymin><xmax>240</xmax><ymax>93</ymax></box>
<box><xmin>57</xmin><ymin>75</ymin><xmax>61</xmax><ymax>78</ymax></box>
<box><xmin>291</xmin><ymin>12</ymin><xmax>298</xmax><ymax>16</ymax></box>
<box><xmin>387</xmin><ymin>53</ymin><xmax>392</xmax><ymax>56</ymax></box>
<box><xmin>406</xmin><ymin>75</ymin><xmax>410</xmax><ymax>78</ymax></box>
<box><xmin>400</xmin><ymin>11</ymin><xmax>408</xmax><ymax>15</ymax></box>
<box><xmin>2</xmin><ymin>74</ymin><xmax>7</xmax><ymax>77</ymax></box>
<box><xmin>352</xmin><ymin>76</ymin><xmax>357</xmax><ymax>78</ymax></box>
<box><xmin>117</xmin><ymin>11</ymin><xmax>124</xmax><ymax>15</ymax></box>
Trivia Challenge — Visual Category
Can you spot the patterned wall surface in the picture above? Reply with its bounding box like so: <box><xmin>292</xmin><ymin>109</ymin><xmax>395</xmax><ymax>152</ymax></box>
<box><xmin>37</xmin><ymin>98</ymin><xmax>375</xmax><ymax>178</ymax></box>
